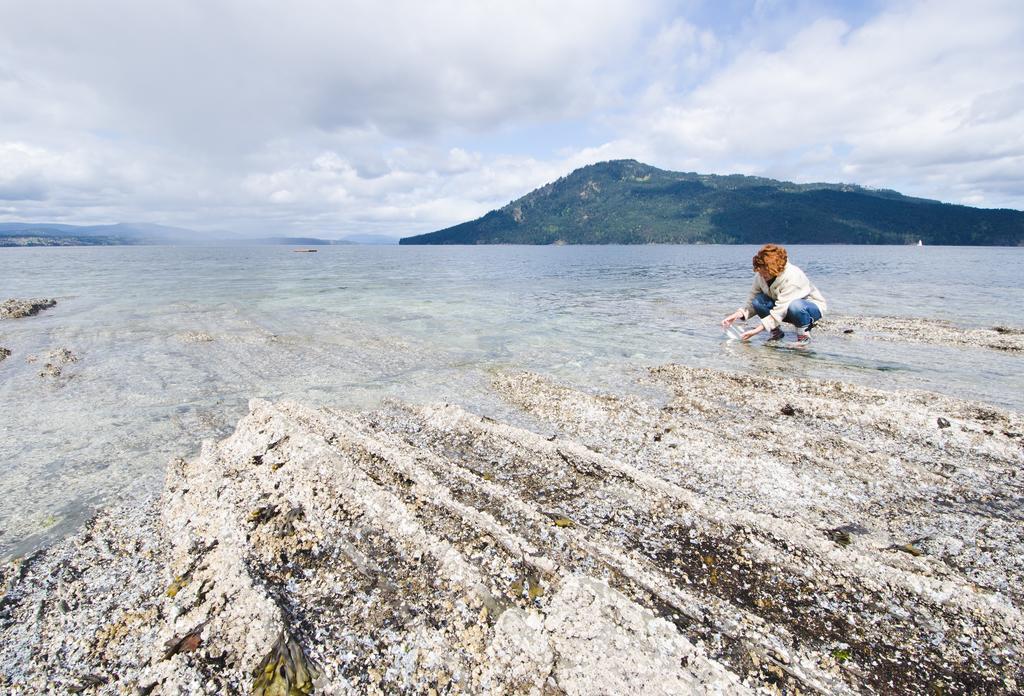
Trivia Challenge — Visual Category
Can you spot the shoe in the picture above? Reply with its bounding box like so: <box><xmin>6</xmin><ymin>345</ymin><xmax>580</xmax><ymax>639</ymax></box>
<box><xmin>767</xmin><ymin>328</ymin><xmax>785</xmax><ymax>341</ymax></box>
<box><xmin>796</xmin><ymin>326</ymin><xmax>812</xmax><ymax>345</ymax></box>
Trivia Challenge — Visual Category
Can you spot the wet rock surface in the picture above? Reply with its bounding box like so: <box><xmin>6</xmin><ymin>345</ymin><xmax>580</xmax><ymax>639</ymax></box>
<box><xmin>816</xmin><ymin>315</ymin><xmax>1024</xmax><ymax>352</ymax></box>
<box><xmin>0</xmin><ymin>298</ymin><xmax>57</xmax><ymax>319</ymax></box>
<box><xmin>1</xmin><ymin>365</ymin><xmax>1022</xmax><ymax>694</ymax></box>
<box><xmin>176</xmin><ymin>331</ymin><xmax>215</xmax><ymax>344</ymax></box>
<box><xmin>33</xmin><ymin>347</ymin><xmax>79</xmax><ymax>379</ymax></box>
<box><xmin>0</xmin><ymin>346</ymin><xmax>9</xmax><ymax>362</ymax></box>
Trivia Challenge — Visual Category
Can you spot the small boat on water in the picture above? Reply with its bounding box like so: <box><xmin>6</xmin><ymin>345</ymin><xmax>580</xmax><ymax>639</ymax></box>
<box><xmin>292</xmin><ymin>248</ymin><xmax>318</xmax><ymax>253</ymax></box>
<box><xmin>917</xmin><ymin>239</ymin><xmax>923</xmax><ymax>246</ymax></box>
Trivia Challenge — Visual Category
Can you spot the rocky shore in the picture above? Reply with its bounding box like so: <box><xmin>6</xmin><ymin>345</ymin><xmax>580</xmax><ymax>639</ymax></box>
<box><xmin>2</xmin><ymin>364</ymin><xmax>1022</xmax><ymax>695</ymax></box>
<box><xmin>0</xmin><ymin>298</ymin><xmax>57</xmax><ymax>320</ymax></box>
<box><xmin>0</xmin><ymin>297</ymin><xmax>61</xmax><ymax>367</ymax></box>
<box><xmin>816</xmin><ymin>314</ymin><xmax>1024</xmax><ymax>352</ymax></box>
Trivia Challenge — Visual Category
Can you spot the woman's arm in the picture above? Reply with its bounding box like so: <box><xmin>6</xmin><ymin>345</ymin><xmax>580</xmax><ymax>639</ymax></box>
<box><xmin>741</xmin><ymin>323</ymin><xmax>765</xmax><ymax>340</ymax></box>
<box><xmin>721</xmin><ymin>309</ymin><xmax>745</xmax><ymax>328</ymax></box>
<box><xmin>722</xmin><ymin>276</ymin><xmax>762</xmax><ymax>328</ymax></box>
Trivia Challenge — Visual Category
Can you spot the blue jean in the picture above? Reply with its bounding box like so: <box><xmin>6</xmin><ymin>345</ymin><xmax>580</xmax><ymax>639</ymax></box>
<box><xmin>752</xmin><ymin>292</ymin><xmax>822</xmax><ymax>328</ymax></box>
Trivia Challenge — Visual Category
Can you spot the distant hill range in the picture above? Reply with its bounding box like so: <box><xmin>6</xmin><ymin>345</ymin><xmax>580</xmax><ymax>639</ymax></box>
<box><xmin>0</xmin><ymin>222</ymin><xmax>396</xmax><ymax>247</ymax></box>
<box><xmin>0</xmin><ymin>222</ymin><xmax>205</xmax><ymax>246</ymax></box>
<box><xmin>400</xmin><ymin>160</ymin><xmax>1024</xmax><ymax>246</ymax></box>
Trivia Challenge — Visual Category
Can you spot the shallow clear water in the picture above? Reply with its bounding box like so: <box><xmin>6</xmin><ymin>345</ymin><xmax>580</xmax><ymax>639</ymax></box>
<box><xmin>1</xmin><ymin>244</ymin><xmax>1021</xmax><ymax>557</ymax></box>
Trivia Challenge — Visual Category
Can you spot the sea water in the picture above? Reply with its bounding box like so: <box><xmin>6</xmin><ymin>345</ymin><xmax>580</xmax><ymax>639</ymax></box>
<box><xmin>1</xmin><ymin>244</ymin><xmax>1021</xmax><ymax>557</ymax></box>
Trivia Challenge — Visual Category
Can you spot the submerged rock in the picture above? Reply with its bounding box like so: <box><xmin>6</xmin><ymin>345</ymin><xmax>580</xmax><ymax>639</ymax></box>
<box><xmin>176</xmin><ymin>331</ymin><xmax>215</xmax><ymax>344</ymax></box>
<box><xmin>0</xmin><ymin>347</ymin><xmax>9</xmax><ymax>362</ymax></box>
<box><xmin>35</xmin><ymin>347</ymin><xmax>78</xmax><ymax>379</ymax></box>
<box><xmin>0</xmin><ymin>298</ymin><xmax>56</xmax><ymax>319</ymax></box>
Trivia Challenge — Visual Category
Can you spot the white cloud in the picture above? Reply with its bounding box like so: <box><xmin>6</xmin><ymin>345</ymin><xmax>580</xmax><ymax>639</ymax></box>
<box><xmin>0</xmin><ymin>0</ymin><xmax>1021</xmax><ymax>235</ymax></box>
<box><xmin>234</xmin><ymin>145</ymin><xmax>573</xmax><ymax>236</ymax></box>
<box><xmin>646</xmin><ymin>17</ymin><xmax>722</xmax><ymax>88</ymax></box>
<box><xmin>2</xmin><ymin>1</ymin><xmax>653</xmax><ymax>148</ymax></box>
<box><xmin>0</xmin><ymin>0</ymin><xmax>664</xmax><ymax>233</ymax></box>
<box><xmin>610</xmin><ymin>0</ymin><xmax>1024</xmax><ymax>208</ymax></box>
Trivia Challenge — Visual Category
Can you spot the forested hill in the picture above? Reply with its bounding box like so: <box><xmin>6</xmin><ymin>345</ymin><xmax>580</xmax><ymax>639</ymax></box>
<box><xmin>399</xmin><ymin>160</ymin><xmax>1024</xmax><ymax>246</ymax></box>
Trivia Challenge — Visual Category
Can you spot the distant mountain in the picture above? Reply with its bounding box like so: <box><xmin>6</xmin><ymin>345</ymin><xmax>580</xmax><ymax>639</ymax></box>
<box><xmin>337</xmin><ymin>234</ymin><xmax>399</xmax><ymax>245</ymax></box>
<box><xmin>238</xmin><ymin>237</ymin><xmax>353</xmax><ymax>246</ymax></box>
<box><xmin>399</xmin><ymin>160</ymin><xmax>1024</xmax><ymax>246</ymax></box>
<box><xmin>0</xmin><ymin>222</ymin><xmax>216</xmax><ymax>246</ymax></box>
<box><xmin>0</xmin><ymin>224</ymin><xmax>369</xmax><ymax>247</ymax></box>
<box><xmin>0</xmin><ymin>222</ymin><xmax>83</xmax><ymax>234</ymax></box>
<box><xmin>0</xmin><ymin>232</ymin><xmax>131</xmax><ymax>247</ymax></box>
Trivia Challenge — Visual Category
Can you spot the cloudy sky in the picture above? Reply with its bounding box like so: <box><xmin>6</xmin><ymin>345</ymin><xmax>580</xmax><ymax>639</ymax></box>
<box><xmin>1</xmin><ymin>0</ymin><xmax>1022</xmax><ymax>238</ymax></box>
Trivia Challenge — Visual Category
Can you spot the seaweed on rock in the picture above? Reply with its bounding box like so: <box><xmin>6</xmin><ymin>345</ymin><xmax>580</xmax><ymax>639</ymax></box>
<box><xmin>252</xmin><ymin>631</ymin><xmax>319</xmax><ymax>696</ymax></box>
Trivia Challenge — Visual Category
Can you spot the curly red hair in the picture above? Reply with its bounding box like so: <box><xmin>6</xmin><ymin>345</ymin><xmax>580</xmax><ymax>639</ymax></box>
<box><xmin>753</xmin><ymin>244</ymin><xmax>788</xmax><ymax>277</ymax></box>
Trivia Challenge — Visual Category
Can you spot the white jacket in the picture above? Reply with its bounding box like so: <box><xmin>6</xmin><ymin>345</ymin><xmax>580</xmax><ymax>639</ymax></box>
<box><xmin>739</xmin><ymin>262</ymin><xmax>827</xmax><ymax>331</ymax></box>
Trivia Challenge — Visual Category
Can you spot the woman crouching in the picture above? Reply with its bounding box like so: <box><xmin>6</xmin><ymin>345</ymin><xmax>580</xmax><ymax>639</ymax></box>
<box><xmin>721</xmin><ymin>244</ymin><xmax>827</xmax><ymax>345</ymax></box>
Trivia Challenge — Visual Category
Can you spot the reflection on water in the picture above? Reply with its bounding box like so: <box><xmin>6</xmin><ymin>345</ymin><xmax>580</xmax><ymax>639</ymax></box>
<box><xmin>720</xmin><ymin>339</ymin><xmax>913</xmax><ymax>373</ymax></box>
<box><xmin>0</xmin><ymin>244</ymin><xmax>1021</xmax><ymax>558</ymax></box>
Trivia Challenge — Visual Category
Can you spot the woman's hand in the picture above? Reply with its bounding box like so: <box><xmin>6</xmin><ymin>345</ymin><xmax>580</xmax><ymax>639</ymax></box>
<box><xmin>721</xmin><ymin>311</ymin><xmax>743</xmax><ymax>329</ymax></box>
<box><xmin>741</xmin><ymin>324</ymin><xmax>764</xmax><ymax>341</ymax></box>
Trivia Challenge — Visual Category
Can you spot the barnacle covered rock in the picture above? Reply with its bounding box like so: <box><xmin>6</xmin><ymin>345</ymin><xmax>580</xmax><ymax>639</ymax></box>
<box><xmin>0</xmin><ymin>298</ymin><xmax>56</xmax><ymax>319</ymax></box>
<box><xmin>2</xmin><ymin>366</ymin><xmax>1023</xmax><ymax>694</ymax></box>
